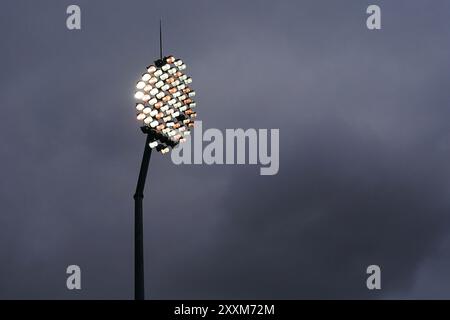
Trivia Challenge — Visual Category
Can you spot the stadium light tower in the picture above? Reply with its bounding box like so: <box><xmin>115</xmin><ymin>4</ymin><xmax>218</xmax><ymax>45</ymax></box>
<box><xmin>133</xmin><ymin>20</ymin><xmax>196</xmax><ymax>300</ymax></box>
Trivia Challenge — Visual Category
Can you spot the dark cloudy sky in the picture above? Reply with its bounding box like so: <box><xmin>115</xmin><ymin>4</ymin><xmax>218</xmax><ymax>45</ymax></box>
<box><xmin>1</xmin><ymin>0</ymin><xmax>450</xmax><ymax>299</ymax></box>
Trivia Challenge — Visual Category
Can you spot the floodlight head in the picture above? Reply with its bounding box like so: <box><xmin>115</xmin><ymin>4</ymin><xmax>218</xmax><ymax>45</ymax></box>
<box><xmin>134</xmin><ymin>55</ymin><xmax>197</xmax><ymax>154</ymax></box>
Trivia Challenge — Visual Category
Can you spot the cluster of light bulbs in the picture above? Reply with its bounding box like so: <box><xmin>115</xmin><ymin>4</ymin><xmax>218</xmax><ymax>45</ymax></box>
<box><xmin>135</xmin><ymin>55</ymin><xmax>196</xmax><ymax>154</ymax></box>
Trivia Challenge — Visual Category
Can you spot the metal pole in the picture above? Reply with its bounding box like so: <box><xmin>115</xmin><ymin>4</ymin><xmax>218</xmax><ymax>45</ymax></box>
<box><xmin>133</xmin><ymin>133</ymin><xmax>153</xmax><ymax>300</ymax></box>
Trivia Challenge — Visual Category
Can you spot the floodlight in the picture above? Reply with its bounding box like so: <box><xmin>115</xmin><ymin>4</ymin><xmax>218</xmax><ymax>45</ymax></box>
<box><xmin>131</xmin><ymin>19</ymin><xmax>198</xmax><ymax>301</ymax></box>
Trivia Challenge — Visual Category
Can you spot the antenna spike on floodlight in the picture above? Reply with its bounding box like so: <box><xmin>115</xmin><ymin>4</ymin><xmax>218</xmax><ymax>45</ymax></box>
<box><xmin>159</xmin><ymin>18</ymin><xmax>163</xmax><ymax>59</ymax></box>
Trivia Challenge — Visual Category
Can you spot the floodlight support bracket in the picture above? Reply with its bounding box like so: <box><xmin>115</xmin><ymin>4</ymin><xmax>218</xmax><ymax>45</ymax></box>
<box><xmin>133</xmin><ymin>130</ymin><xmax>153</xmax><ymax>300</ymax></box>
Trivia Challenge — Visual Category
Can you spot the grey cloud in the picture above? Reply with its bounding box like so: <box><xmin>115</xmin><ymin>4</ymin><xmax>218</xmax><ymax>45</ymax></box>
<box><xmin>1</xmin><ymin>0</ymin><xmax>450</xmax><ymax>299</ymax></box>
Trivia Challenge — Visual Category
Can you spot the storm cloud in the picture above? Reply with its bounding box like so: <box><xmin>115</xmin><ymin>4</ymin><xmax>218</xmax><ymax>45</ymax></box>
<box><xmin>1</xmin><ymin>0</ymin><xmax>450</xmax><ymax>299</ymax></box>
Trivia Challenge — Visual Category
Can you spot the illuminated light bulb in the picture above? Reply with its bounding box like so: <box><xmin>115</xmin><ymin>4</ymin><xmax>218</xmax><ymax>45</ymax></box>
<box><xmin>166</xmin><ymin>108</ymin><xmax>174</xmax><ymax>115</ymax></box>
<box><xmin>184</xmin><ymin>98</ymin><xmax>193</xmax><ymax>104</ymax></box>
<box><xmin>134</xmin><ymin>91</ymin><xmax>144</xmax><ymax>99</ymax></box>
<box><xmin>188</xmin><ymin>91</ymin><xmax>196</xmax><ymax>97</ymax></box>
<box><xmin>144</xmin><ymin>85</ymin><xmax>152</xmax><ymax>92</ymax></box>
<box><xmin>149</xmin><ymin>77</ymin><xmax>157</xmax><ymax>84</ymax></box>
<box><xmin>163</xmin><ymin>116</ymin><xmax>172</xmax><ymax>122</ymax></box>
<box><xmin>190</xmin><ymin>113</ymin><xmax>197</xmax><ymax>118</ymax></box>
<box><xmin>143</xmin><ymin>107</ymin><xmax>152</xmax><ymax>114</ymax></box>
<box><xmin>168</xmin><ymin>68</ymin><xmax>176</xmax><ymax>74</ymax></box>
<box><xmin>160</xmin><ymin>73</ymin><xmax>169</xmax><ymax>81</ymax></box>
<box><xmin>177</xmin><ymin>84</ymin><xmax>186</xmax><ymax>90</ymax></box>
<box><xmin>183</xmin><ymin>87</ymin><xmax>191</xmax><ymax>93</ymax></box>
<box><xmin>178</xmin><ymin>64</ymin><xmax>186</xmax><ymax>70</ymax></box>
<box><xmin>144</xmin><ymin>117</ymin><xmax>152</xmax><ymax>124</ymax></box>
<box><xmin>154</xmin><ymin>69</ymin><xmax>163</xmax><ymax>77</ymax></box>
<box><xmin>172</xmin><ymin>111</ymin><xmax>180</xmax><ymax>118</ymax></box>
<box><xmin>150</xmin><ymin>120</ymin><xmax>159</xmax><ymax>128</ymax></box>
<box><xmin>179</xmin><ymin>74</ymin><xmax>187</xmax><ymax>81</ymax></box>
<box><xmin>174</xmin><ymin>59</ymin><xmax>183</xmax><ymax>66</ymax></box>
<box><xmin>174</xmin><ymin>123</ymin><xmax>181</xmax><ymax>129</ymax></box>
<box><xmin>175</xmin><ymin>71</ymin><xmax>183</xmax><ymax>78</ymax></box>
<box><xmin>161</xmin><ymin>147</ymin><xmax>170</xmax><ymax>154</ymax></box>
<box><xmin>162</xmin><ymin>95</ymin><xmax>171</xmax><ymax>102</ymax></box>
<box><xmin>162</xmin><ymin>64</ymin><xmax>170</xmax><ymax>71</ymax></box>
<box><xmin>188</xmin><ymin>122</ymin><xmax>195</xmax><ymax>127</ymax></box>
<box><xmin>185</xmin><ymin>109</ymin><xmax>194</xmax><ymax>115</ymax></box>
<box><xmin>154</xmin><ymin>101</ymin><xmax>163</xmax><ymax>109</ymax></box>
<box><xmin>136</xmin><ymin>81</ymin><xmax>146</xmax><ymax>89</ymax></box>
<box><xmin>189</xmin><ymin>102</ymin><xmax>196</xmax><ymax>108</ymax></box>
<box><xmin>172</xmin><ymin>80</ymin><xmax>180</xmax><ymax>87</ymax></box>
<box><xmin>142</xmin><ymin>94</ymin><xmax>150</xmax><ymax>102</ymax></box>
<box><xmin>168</xmin><ymin>87</ymin><xmax>177</xmax><ymax>94</ymax></box>
<box><xmin>166</xmin><ymin>77</ymin><xmax>175</xmax><ymax>84</ymax></box>
<box><xmin>174</xmin><ymin>102</ymin><xmax>182</xmax><ymax>108</ymax></box>
<box><xmin>185</xmin><ymin>77</ymin><xmax>192</xmax><ymax>84</ymax></box>
<box><xmin>149</xmin><ymin>98</ymin><xmax>157</xmax><ymax>105</ymax></box>
<box><xmin>168</xmin><ymin>99</ymin><xmax>176</xmax><ymax>105</ymax></box>
<box><xmin>150</xmin><ymin>109</ymin><xmax>158</xmax><ymax>117</ymax></box>
<box><xmin>179</xmin><ymin>94</ymin><xmax>186</xmax><ymax>101</ymax></box>
<box><xmin>142</xmin><ymin>73</ymin><xmax>151</xmax><ymax>81</ymax></box>
<box><xmin>150</xmin><ymin>88</ymin><xmax>159</xmax><ymax>96</ymax></box>
<box><xmin>149</xmin><ymin>141</ymin><xmax>158</xmax><ymax>148</ymax></box>
<box><xmin>156</xmin><ymin>124</ymin><xmax>165</xmax><ymax>131</ymax></box>
<box><xmin>136</xmin><ymin>103</ymin><xmax>145</xmax><ymax>111</ymax></box>
<box><xmin>166</xmin><ymin>122</ymin><xmax>175</xmax><ymax>128</ymax></box>
<box><xmin>137</xmin><ymin>113</ymin><xmax>146</xmax><ymax>121</ymax></box>
<box><xmin>147</xmin><ymin>65</ymin><xmax>156</xmax><ymax>73</ymax></box>
<box><xmin>161</xmin><ymin>84</ymin><xmax>170</xmax><ymax>91</ymax></box>
<box><xmin>154</xmin><ymin>112</ymin><xmax>163</xmax><ymax>120</ymax></box>
<box><xmin>161</xmin><ymin>105</ymin><xmax>169</xmax><ymax>112</ymax></box>
<box><xmin>166</xmin><ymin>56</ymin><xmax>175</xmax><ymax>64</ymax></box>
<box><xmin>179</xmin><ymin>106</ymin><xmax>187</xmax><ymax>112</ymax></box>
<box><xmin>156</xmin><ymin>92</ymin><xmax>165</xmax><ymax>99</ymax></box>
<box><xmin>155</xmin><ymin>81</ymin><xmax>164</xmax><ymax>88</ymax></box>
<box><xmin>172</xmin><ymin>91</ymin><xmax>181</xmax><ymax>98</ymax></box>
<box><xmin>183</xmin><ymin>119</ymin><xmax>190</xmax><ymax>124</ymax></box>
